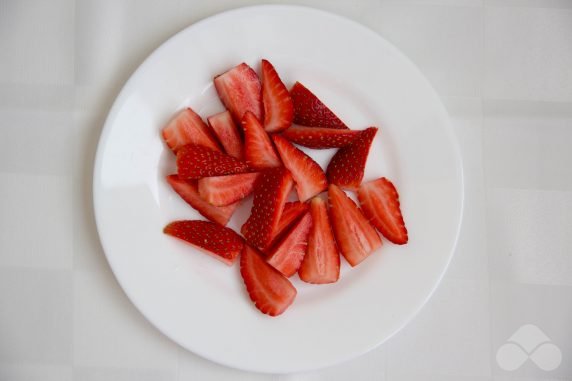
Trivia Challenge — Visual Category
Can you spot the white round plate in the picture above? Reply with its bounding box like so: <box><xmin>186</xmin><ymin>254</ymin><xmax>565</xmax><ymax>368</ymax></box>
<box><xmin>93</xmin><ymin>5</ymin><xmax>463</xmax><ymax>374</ymax></box>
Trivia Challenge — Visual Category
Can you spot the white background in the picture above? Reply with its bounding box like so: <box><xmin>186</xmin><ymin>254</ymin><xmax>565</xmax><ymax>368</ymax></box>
<box><xmin>0</xmin><ymin>0</ymin><xmax>571</xmax><ymax>380</ymax></box>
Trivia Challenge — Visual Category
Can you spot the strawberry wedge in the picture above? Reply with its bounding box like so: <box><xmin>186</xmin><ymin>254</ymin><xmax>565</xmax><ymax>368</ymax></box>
<box><xmin>328</xmin><ymin>184</ymin><xmax>381</xmax><ymax>266</ymax></box>
<box><xmin>198</xmin><ymin>172</ymin><xmax>260</xmax><ymax>207</ymax></box>
<box><xmin>272</xmin><ymin>135</ymin><xmax>327</xmax><ymax>202</ymax></box>
<box><xmin>164</xmin><ymin>220</ymin><xmax>244</xmax><ymax>265</ymax></box>
<box><xmin>242</xmin><ymin>111</ymin><xmax>282</xmax><ymax>169</ymax></box>
<box><xmin>299</xmin><ymin>197</ymin><xmax>340</xmax><ymax>284</ymax></box>
<box><xmin>241</xmin><ymin>167</ymin><xmax>294</xmax><ymax>250</ymax></box>
<box><xmin>162</xmin><ymin>108</ymin><xmax>221</xmax><ymax>153</ymax></box>
<box><xmin>290</xmin><ymin>82</ymin><xmax>348</xmax><ymax>129</ymax></box>
<box><xmin>240</xmin><ymin>245</ymin><xmax>296</xmax><ymax>316</ymax></box>
<box><xmin>266</xmin><ymin>211</ymin><xmax>312</xmax><ymax>277</ymax></box>
<box><xmin>326</xmin><ymin>127</ymin><xmax>378</xmax><ymax>191</ymax></box>
<box><xmin>214</xmin><ymin>63</ymin><xmax>263</xmax><ymax>124</ymax></box>
<box><xmin>282</xmin><ymin>125</ymin><xmax>361</xmax><ymax>149</ymax></box>
<box><xmin>166</xmin><ymin>175</ymin><xmax>238</xmax><ymax>226</ymax></box>
<box><xmin>358</xmin><ymin>177</ymin><xmax>408</xmax><ymax>244</ymax></box>
<box><xmin>176</xmin><ymin>144</ymin><xmax>250</xmax><ymax>179</ymax></box>
<box><xmin>208</xmin><ymin>110</ymin><xmax>244</xmax><ymax>160</ymax></box>
<box><xmin>269</xmin><ymin>201</ymin><xmax>309</xmax><ymax>248</ymax></box>
<box><xmin>261</xmin><ymin>59</ymin><xmax>293</xmax><ymax>133</ymax></box>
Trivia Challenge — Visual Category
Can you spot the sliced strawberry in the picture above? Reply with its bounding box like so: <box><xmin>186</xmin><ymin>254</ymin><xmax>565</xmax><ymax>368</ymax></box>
<box><xmin>162</xmin><ymin>108</ymin><xmax>221</xmax><ymax>153</ymax></box>
<box><xmin>326</xmin><ymin>127</ymin><xmax>378</xmax><ymax>191</ymax></box>
<box><xmin>290</xmin><ymin>82</ymin><xmax>348</xmax><ymax>129</ymax></box>
<box><xmin>299</xmin><ymin>197</ymin><xmax>340</xmax><ymax>284</ymax></box>
<box><xmin>282</xmin><ymin>125</ymin><xmax>361</xmax><ymax>149</ymax></box>
<box><xmin>358</xmin><ymin>177</ymin><xmax>408</xmax><ymax>244</ymax></box>
<box><xmin>261</xmin><ymin>59</ymin><xmax>294</xmax><ymax>133</ymax></box>
<box><xmin>240</xmin><ymin>245</ymin><xmax>296</xmax><ymax>316</ymax></box>
<box><xmin>241</xmin><ymin>167</ymin><xmax>293</xmax><ymax>250</ymax></box>
<box><xmin>272</xmin><ymin>135</ymin><xmax>327</xmax><ymax>202</ymax></box>
<box><xmin>269</xmin><ymin>201</ymin><xmax>309</xmax><ymax>247</ymax></box>
<box><xmin>207</xmin><ymin>110</ymin><xmax>244</xmax><ymax>160</ymax></box>
<box><xmin>164</xmin><ymin>220</ymin><xmax>244</xmax><ymax>265</ymax></box>
<box><xmin>241</xmin><ymin>111</ymin><xmax>281</xmax><ymax>169</ymax></box>
<box><xmin>166</xmin><ymin>175</ymin><xmax>238</xmax><ymax>226</ymax></box>
<box><xmin>266</xmin><ymin>211</ymin><xmax>312</xmax><ymax>277</ymax></box>
<box><xmin>214</xmin><ymin>63</ymin><xmax>263</xmax><ymax>124</ymax></box>
<box><xmin>176</xmin><ymin>144</ymin><xmax>250</xmax><ymax>179</ymax></box>
<box><xmin>198</xmin><ymin>172</ymin><xmax>260</xmax><ymax>207</ymax></box>
<box><xmin>328</xmin><ymin>184</ymin><xmax>381</xmax><ymax>266</ymax></box>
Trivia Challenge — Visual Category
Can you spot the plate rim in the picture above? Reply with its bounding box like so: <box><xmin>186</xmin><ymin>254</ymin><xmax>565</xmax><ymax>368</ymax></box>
<box><xmin>93</xmin><ymin>4</ymin><xmax>464</xmax><ymax>374</ymax></box>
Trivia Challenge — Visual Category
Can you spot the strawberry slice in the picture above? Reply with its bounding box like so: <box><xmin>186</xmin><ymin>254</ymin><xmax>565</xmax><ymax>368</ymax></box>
<box><xmin>207</xmin><ymin>110</ymin><xmax>244</xmax><ymax>160</ymax></box>
<box><xmin>214</xmin><ymin>63</ymin><xmax>263</xmax><ymax>124</ymax></box>
<box><xmin>290</xmin><ymin>82</ymin><xmax>348</xmax><ymax>129</ymax></box>
<box><xmin>326</xmin><ymin>127</ymin><xmax>378</xmax><ymax>191</ymax></box>
<box><xmin>198</xmin><ymin>172</ymin><xmax>260</xmax><ymax>207</ymax></box>
<box><xmin>261</xmin><ymin>59</ymin><xmax>294</xmax><ymax>133</ymax></box>
<box><xmin>266</xmin><ymin>211</ymin><xmax>312</xmax><ymax>277</ymax></box>
<box><xmin>166</xmin><ymin>175</ymin><xmax>238</xmax><ymax>226</ymax></box>
<box><xmin>270</xmin><ymin>201</ymin><xmax>309</xmax><ymax>247</ymax></box>
<box><xmin>176</xmin><ymin>144</ymin><xmax>250</xmax><ymax>179</ymax></box>
<box><xmin>299</xmin><ymin>197</ymin><xmax>340</xmax><ymax>284</ymax></box>
<box><xmin>241</xmin><ymin>167</ymin><xmax>294</xmax><ymax>250</ymax></box>
<box><xmin>241</xmin><ymin>111</ymin><xmax>281</xmax><ymax>169</ymax></box>
<box><xmin>240</xmin><ymin>245</ymin><xmax>296</xmax><ymax>316</ymax></box>
<box><xmin>272</xmin><ymin>135</ymin><xmax>327</xmax><ymax>202</ymax></box>
<box><xmin>282</xmin><ymin>125</ymin><xmax>361</xmax><ymax>149</ymax></box>
<box><xmin>164</xmin><ymin>220</ymin><xmax>244</xmax><ymax>265</ymax></box>
<box><xmin>358</xmin><ymin>177</ymin><xmax>408</xmax><ymax>244</ymax></box>
<box><xmin>328</xmin><ymin>184</ymin><xmax>381</xmax><ymax>266</ymax></box>
<box><xmin>162</xmin><ymin>108</ymin><xmax>221</xmax><ymax>153</ymax></box>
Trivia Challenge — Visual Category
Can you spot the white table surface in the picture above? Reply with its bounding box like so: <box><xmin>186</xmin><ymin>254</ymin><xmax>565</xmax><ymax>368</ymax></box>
<box><xmin>1</xmin><ymin>1</ymin><xmax>571</xmax><ymax>380</ymax></box>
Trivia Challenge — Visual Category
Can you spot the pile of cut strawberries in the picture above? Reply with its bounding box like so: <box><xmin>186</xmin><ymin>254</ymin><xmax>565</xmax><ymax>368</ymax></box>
<box><xmin>162</xmin><ymin>59</ymin><xmax>408</xmax><ymax>316</ymax></box>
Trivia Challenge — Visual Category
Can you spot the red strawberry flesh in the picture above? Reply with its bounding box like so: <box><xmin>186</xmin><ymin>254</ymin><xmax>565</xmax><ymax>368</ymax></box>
<box><xmin>282</xmin><ymin>125</ymin><xmax>361</xmax><ymax>149</ymax></box>
<box><xmin>261</xmin><ymin>59</ymin><xmax>294</xmax><ymax>133</ymax></box>
<box><xmin>328</xmin><ymin>184</ymin><xmax>381</xmax><ymax>266</ymax></box>
<box><xmin>241</xmin><ymin>111</ymin><xmax>282</xmax><ymax>169</ymax></box>
<box><xmin>290</xmin><ymin>82</ymin><xmax>348</xmax><ymax>129</ymax></box>
<box><xmin>269</xmin><ymin>201</ymin><xmax>309</xmax><ymax>248</ymax></box>
<box><xmin>166</xmin><ymin>175</ymin><xmax>238</xmax><ymax>226</ymax></box>
<box><xmin>326</xmin><ymin>127</ymin><xmax>378</xmax><ymax>191</ymax></box>
<box><xmin>240</xmin><ymin>245</ymin><xmax>296</xmax><ymax>316</ymax></box>
<box><xmin>208</xmin><ymin>110</ymin><xmax>244</xmax><ymax>160</ymax></box>
<box><xmin>162</xmin><ymin>108</ymin><xmax>221</xmax><ymax>153</ymax></box>
<box><xmin>198</xmin><ymin>172</ymin><xmax>260</xmax><ymax>207</ymax></box>
<box><xmin>299</xmin><ymin>197</ymin><xmax>340</xmax><ymax>284</ymax></box>
<box><xmin>358</xmin><ymin>177</ymin><xmax>408</xmax><ymax>244</ymax></box>
<box><xmin>214</xmin><ymin>63</ymin><xmax>263</xmax><ymax>124</ymax></box>
<box><xmin>266</xmin><ymin>211</ymin><xmax>312</xmax><ymax>277</ymax></box>
<box><xmin>176</xmin><ymin>144</ymin><xmax>250</xmax><ymax>179</ymax></box>
<box><xmin>164</xmin><ymin>220</ymin><xmax>244</xmax><ymax>265</ymax></box>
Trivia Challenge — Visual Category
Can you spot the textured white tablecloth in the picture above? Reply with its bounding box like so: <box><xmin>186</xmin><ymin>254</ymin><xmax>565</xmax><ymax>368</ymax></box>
<box><xmin>1</xmin><ymin>1</ymin><xmax>571</xmax><ymax>380</ymax></box>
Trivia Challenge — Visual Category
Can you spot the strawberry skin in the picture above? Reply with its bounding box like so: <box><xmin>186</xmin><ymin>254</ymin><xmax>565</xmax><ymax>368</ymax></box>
<box><xmin>266</xmin><ymin>211</ymin><xmax>312</xmax><ymax>277</ymax></box>
<box><xmin>282</xmin><ymin>125</ymin><xmax>361</xmax><ymax>149</ymax></box>
<box><xmin>241</xmin><ymin>167</ymin><xmax>294</xmax><ymax>250</ymax></box>
<box><xmin>290</xmin><ymin>82</ymin><xmax>348</xmax><ymax>129</ymax></box>
<box><xmin>164</xmin><ymin>220</ymin><xmax>244</xmax><ymax>265</ymax></box>
<box><xmin>358</xmin><ymin>177</ymin><xmax>408</xmax><ymax>244</ymax></box>
<box><xmin>162</xmin><ymin>108</ymin><xmax>221</xmax><ymax>153</ymax></box>
<box><xmin>207</xmin><ymin>110</ymin><xmax>244</xmax><ymax>160</ymax></box>
<box><xmin>166</xmin><ymin>175</ymin><xmax>238</xmax><ymax>226</ymax></box>
<box><xmin>326</xmin><ymin>127</ymin><xmax>378</xmax><ymax>191</ymax></box>
<box><xmin>269</xmin><ymin>201</ymin><xmax>309</xmax><ymax>248</ymax></box>
<box><xmin>272</xmin><ymin>135</ymin><xmax>327</xmax><ymax>202</ymax></box>
<box><xmin>328</xmin><ymin>184</ymin><xmax>381</xmax><ymax>266</ymax></box>
<box><xmin>198</xmin><ymin>172</ymin><xmax>260</xmax><ymax>207</ymax></box>
<box><xmin>299</xmin><ymin>197</ymin><xmax>340</xmax><ymax>284</ymax></box>
<box><xmin>261</xmin><ymin>59</ymin><xmax>294</xmax><ymax>133</ymax></box>
<box><xmin>241</xmin><ymin>111</ymin><xmax>282</xmax><ymax>169</ymax></box>
<box><xmin>240</xmin><ymin>245</ymin><xmax>296</xmax><ymax>316</ymax></box>
<box><xmin>176</xmin><ymin>144</ymin><xmax>250</xmax><ymax>179</ymax></box>
<box><xmin>214</xmin><ymin>63</ymin><xmax>263</xmax><ymax>124</ymax></box>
